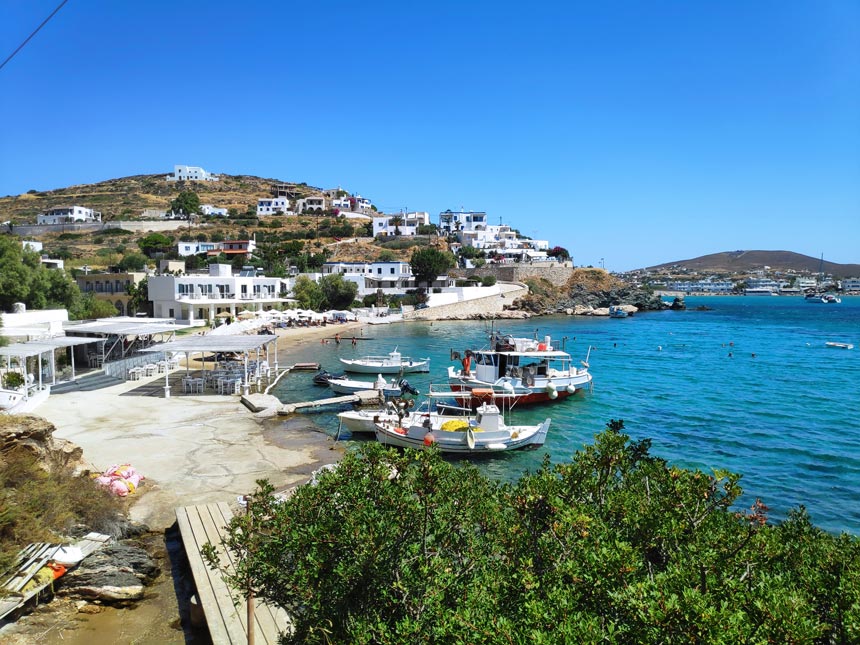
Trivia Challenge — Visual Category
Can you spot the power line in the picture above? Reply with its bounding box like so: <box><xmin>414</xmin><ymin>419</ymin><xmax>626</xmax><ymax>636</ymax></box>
<box><xmin>0</xmin><ymin>0</ymin><xmax>69</xmax><ymax>73</ymax></box>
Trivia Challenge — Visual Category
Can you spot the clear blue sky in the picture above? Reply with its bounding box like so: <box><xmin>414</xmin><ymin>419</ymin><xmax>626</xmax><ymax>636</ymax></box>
<box><xmin>1</xmin><ymin>1</ymin><xmax>858</xmax><ymax>270</ymax></box>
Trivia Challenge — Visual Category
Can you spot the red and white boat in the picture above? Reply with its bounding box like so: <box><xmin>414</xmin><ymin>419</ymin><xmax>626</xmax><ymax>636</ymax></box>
<box><xmin>447</xmin><ymin>331</ymin><xmax>592</xmax><ymax>407</ymax></box>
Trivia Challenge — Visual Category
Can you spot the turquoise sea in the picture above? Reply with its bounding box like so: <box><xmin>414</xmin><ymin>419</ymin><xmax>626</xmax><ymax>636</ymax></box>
<box><xmin>272</xmin><ymin>296</ymin><xmax>860</xmax><ymax>535</ymax></box>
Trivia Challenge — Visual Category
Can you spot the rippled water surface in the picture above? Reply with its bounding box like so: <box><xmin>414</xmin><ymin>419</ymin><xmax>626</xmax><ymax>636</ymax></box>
<box><xmin>273</xmin><ymin>296</ymin><xmax>860</xmax><ymax>534</ymax></box>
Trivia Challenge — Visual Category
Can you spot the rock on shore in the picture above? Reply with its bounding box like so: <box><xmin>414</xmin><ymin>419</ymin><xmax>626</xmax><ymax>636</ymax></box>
<box><xmin>61</xmin><ymin>543</ymin><xmax>160</xmax><ymax>604</ymax></box>
<box><xmin>507</xmin><ymin>270</ymin><xmax>668</xmax><ymax>316</ymax></box>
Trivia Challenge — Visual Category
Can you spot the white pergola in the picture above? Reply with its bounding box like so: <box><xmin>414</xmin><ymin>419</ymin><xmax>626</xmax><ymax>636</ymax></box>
<box><xmin>0</xmin><ymin>336</ymin><xmax>98</xmax><ymax>401</ymax></box>
<box><xmin>142</xmin><ymin>335</ymin><xmax>279</xmax><ymax>398</ymax></box>
<box><xmin>64</xmin><ymin>319</ymin><xmax>178</xmax><ymax>364</ymax></box>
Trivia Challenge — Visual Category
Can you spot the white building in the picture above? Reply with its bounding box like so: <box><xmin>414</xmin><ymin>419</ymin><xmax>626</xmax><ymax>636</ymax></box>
<box><xmin>166</xmin><ymin>164</ymin><xmax>219</xmax><ymax>182</ymax></box>
<box><xmin>37</xmin><ymin>206</ymin><xmax>102</xmax><ymax>225</ymax></box>
<box><xmin>372</xmin><ymin>212</ymin><xmax>430</xmax><ymax>237</ymax></box>
<box><xmin>22</xmin><ymin>240</ymin><xmax>43</xmax><ymax>253</ymax></box>
<box><xmin>200</xmin><ymin>204</ymin><xmax>229</xmax><ymax>217</ymax></box>
<box><xmin>841</xmin><ymin>278</ymin><xmax>860</xmax><ymax>292</ymax></box>
<box><xmin>321</xmin><ymin>261</ymin><xmax>453</xmax><ymax>297</ymax></box>
<box><xmin>257</xmin><ymin>197</ymin><xmax>290</xmax><ymax>216</ymax></box>
<box><xmin>439</xmin><ymin>210</ymin><xmax>487</xmax><ymax>235</ymax></box>
<box><xmin>175</xmin><ymin>238</ymin><xmax>257</xmax><ymax>258</ymax></box>
<box><xmin>148</xmin><ymin>264</ymin><xmax>288</xmax><ymax>324</ymax></box>
<box><xmin>296</xmin><ymin>196</ymin><xmax>326</xmax><ymax>213</ymax></box>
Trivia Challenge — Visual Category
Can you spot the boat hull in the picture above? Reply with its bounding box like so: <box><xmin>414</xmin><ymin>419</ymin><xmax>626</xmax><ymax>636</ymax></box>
<box><xmin>328</xmin><ymin>379</ymin><xmax>402</xmax><ymax>397</ymax></box>
<box><xmin>339</xmin><ymin>358</ymin><xmax>430</xmax><ymax>374</ymax></box>
<box><xmin>375</xmin><ymin>418</ymin><xmax>550</xmax><ymax>453</ymax></box>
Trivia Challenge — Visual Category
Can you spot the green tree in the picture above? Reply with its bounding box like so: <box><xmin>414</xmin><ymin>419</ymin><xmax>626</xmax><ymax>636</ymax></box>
<box><xmin>318</xmin><ymin>274</ymin><xmax>358</xmax><ymax>310</ymax></box>
<box><xmin>126</xmin><ymin>279</ymin><xmax>149</xmax><ymax>316</ymax></box>
<box><xmin>78</xmin><ymin>293</ymin><xmax>119</xmax><ymax>318</ymax></box>
<box><xmin>169</xmin><ymin>190</ymin><xmax>201</xmax><ymax>217</ymax></box>
<box><xmin>206</xmin><ymin>422</ymin><xmax>860</xmax><ymax>644</ymax></box>
<box><xmin>291</xmin><ymin>276</ymin><xmax>325</xmax><ymax>311</ymax></box>
<box><xmin>409</xmin><ymin>247</ymin><xmax>455</xmax><ymax>288</ymax></box>
<box><xmin>0</xmin><ymin>237</ymin><xmax>83</xmax><ymax>314</ymax></box>
<box><xmin>137</xmin><ymin>233</ymin><xmax>174</xmax><ymax>257</ymax></box>
<box><xmin>117</xmin><ymin>252</ymin><xmax>148</xmax><ymax>272</ymax></box>
<box><xmin>377</xmin><ymin>249</ymin><xmax>396</xmax><ymax>262</ymax></box>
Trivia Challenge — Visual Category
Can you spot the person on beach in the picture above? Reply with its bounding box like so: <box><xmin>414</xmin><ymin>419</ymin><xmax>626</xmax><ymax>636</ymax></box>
<box><xmin>352</xmin><ymin>337</ymin><xmax>357</xmax><ymax>346</ymax></box>
<box><xmin>335</xmin><ymin>333</ymin><xmax>341</xmax><ymax>345</ymax></box>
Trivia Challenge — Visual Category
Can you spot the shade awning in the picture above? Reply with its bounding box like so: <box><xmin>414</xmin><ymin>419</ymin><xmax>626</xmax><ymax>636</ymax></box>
<box><xmin>141</xmin><ymin>335</ymin><xmax>277</xmax><ymax>354</ymax></box>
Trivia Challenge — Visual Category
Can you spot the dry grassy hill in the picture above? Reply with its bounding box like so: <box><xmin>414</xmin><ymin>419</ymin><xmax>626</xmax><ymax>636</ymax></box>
<box><xmin>646</xmin><ymin>250</ymin><xmax>860</xmax><ymax>278</ymax></box>
<box><xmin>0</xmin><ymin>173</ymin><xmax>322</xmax><ymax>223</ymax></box>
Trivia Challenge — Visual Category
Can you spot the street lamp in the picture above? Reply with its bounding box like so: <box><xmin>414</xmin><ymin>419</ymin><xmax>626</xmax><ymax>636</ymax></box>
<box><xmin>600</xmin><ymin>258</ymin><xmax>605</xmax><ymax>270</ymax></box>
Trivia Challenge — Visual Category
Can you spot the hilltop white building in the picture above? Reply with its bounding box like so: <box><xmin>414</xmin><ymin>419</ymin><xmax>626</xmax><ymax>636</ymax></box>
<box><xmin>176</xmin><ymin>238</ymin><xmax>257</xmax><ymax>258</ymax></box>
<box><xmin>200</xmin><ymin>204</ymin><xmax>228</xmax><ymax>217</ymax></box>
<box><xmin>148</xmin><ymin>264</ymin><xmax>288</xmax><ymax>324</ymax></box>
<box><xmin>37</xmin><ymin>206</ymin><xmax>102</xmax><ymax>225</ymax></box>
<box><xmin>166</xmin><ymin>165</ymin><xmax>219</xmax><ymax>182</ymax></box>
<box><xmin>438</xmin><ymin>210</ymin><xmax>487</xmax><ymax>235</ymax></box>
<box><xmin>372</xmin><ymin>212</ymin><xmax>430</xmax><ymax>237</ymax></box>
<box><xmin>295</xmin><ymin>196</ymin><xmax>326</xmax><ymax>213</ymax></box>
<box><xmin>257</xmin><ymin>197</ymin><xmax>290</xmax><ymax>216</ymax></box>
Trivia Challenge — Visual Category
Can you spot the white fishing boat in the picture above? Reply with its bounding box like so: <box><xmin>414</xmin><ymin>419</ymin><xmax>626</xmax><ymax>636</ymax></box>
<box><xmin>0</xmin><ymin>388</ymin><xmax>25</xmax><ymax>411</ymax></box>
<box><xmin>825</xmin><ymin>341</ymin><xmax>854</xmax><ymax>350</ymax></box>
<box><xmin>805</xmin><ymin>292</ymin><xmax>841</xmax><ymax>304</ymax></box>
<box><xmin>374</xmin><ymin>398</ymin><xmax>550</xmax><ymax>453</ymax></box>
<box><xmin>340</xmin><ymin>349</ymin><xmax>430</xmax><ymax>374</ymax></box>
<box><xmin>447</xmin><ymin>331</ymin><xmax>592</xmax><ymax>407</ymax></box>
<box><xmin>328</xmin><ymin>374</ymin><xmax>419</xmax><ymax>398</ymax></box>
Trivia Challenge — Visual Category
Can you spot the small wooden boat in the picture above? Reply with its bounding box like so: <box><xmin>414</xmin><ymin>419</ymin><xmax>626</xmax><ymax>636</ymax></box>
<box><xmin>375</xmin><ymin>401</ymin><xmax>551</xmax><ymax>454</ymax></box>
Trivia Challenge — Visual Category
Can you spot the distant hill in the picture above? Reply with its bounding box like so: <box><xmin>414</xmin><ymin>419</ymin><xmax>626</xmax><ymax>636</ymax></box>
<box><xmin>0</xmin><ymin>173</ymin><xmax>324</xmax><ymax>223</ymax></box>
<box><xmin>645</xmin><ymin>250</ymin><xmax>860</xmax><ymax>278</ymax></box>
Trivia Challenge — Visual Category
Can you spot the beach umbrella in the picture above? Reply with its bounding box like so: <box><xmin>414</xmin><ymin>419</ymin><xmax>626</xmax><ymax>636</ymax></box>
<box><xmin>237</xmin><ymin>310</ymin><xmax>256</xmax><ymax>320</ymax></box>
<box><xmin>214</xmin><ymin>312</ymin><xmax>232</xmax><ymax>319</ymax></box>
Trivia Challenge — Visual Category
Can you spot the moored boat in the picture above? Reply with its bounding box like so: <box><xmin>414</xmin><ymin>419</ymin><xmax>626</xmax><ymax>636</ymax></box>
<box><xmin>825</xmin><ymin>341</ymin><xmax>854</xmax><ymax>350</ymax></box>
<box><xmin>374</xmin><ymin>400</ymin><xmax>550</xmax><ymax>453</ymax></box>
<box><xmin>340</xmin><ymin>349</ymin><xmax>430</xmax><ymax>374</ymax></box>
<box><xmin>328</xmin><ymin>374</ymin><xmax>419</xmax><ymax>397</ymax></box>
<box><xmin>609</xmin><ymin>306</ymin><xmax>629</xmax><ymax>318</ymax></box>
<box><xmin>447</xmin><ymin>331</ymin><xmax>592</xmax><ymax>406</ymax></box>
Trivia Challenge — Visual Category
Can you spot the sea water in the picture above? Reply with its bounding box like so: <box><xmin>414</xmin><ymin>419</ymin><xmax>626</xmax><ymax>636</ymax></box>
<box><xmin>272</xmin><ymin>296</ymin><xmax>860</xmax><ymax>535</ymax></box>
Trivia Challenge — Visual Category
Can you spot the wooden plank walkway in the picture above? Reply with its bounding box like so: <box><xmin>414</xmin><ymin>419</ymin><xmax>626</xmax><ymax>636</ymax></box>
<box><xmin>175</xmin><ymin>502</ymin><xmax>290</xmax><ymax>645</ymax></box>
<box><xmin>279</xmin><ymin>389</ymin><xmax>382</xmax><ymax>414</ymax></box>
<box><xmin>0</xmin><ymin>532</ymin><xmax>111</xmax><ymax>622</ymax></box>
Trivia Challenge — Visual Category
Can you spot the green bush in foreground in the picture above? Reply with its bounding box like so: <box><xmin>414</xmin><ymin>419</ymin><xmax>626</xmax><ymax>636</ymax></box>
<box><xmin>207</xmin><ymin>422</ymin><xmax>860</xmax><ymax>644</ymax></box>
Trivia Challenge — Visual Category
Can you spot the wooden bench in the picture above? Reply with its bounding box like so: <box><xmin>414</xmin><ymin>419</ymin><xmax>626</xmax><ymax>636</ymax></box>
<box><xmin>175</xmin><ymin>502</ymin><xmax>290</xmax><ymax>644</ymax></box>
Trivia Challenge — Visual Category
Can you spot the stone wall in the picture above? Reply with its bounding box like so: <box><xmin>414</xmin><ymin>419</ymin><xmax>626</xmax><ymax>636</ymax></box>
<box><xmin>456</xmin><ymin>263</ymin><xmax>575</xmax><ymax>285</ymax></box>
<box><xmin>404</xmin><ymin>283</ymin><xmax>528</xmax><ymax>321</ymax></box>
<box><xmin>9</xmin><ymin>220</ymin><xmax>191</xmax><ymax>237</ymax></box>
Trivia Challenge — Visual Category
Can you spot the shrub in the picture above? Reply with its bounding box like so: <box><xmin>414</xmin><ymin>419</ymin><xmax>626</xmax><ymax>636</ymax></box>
<box><xmin>481</xmin><ymin>275</ymin><xmax>497</xmax><ymax>286</ymax></box>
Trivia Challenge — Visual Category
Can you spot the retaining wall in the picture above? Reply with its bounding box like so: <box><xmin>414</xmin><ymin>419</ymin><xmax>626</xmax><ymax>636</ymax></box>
<box><xmin>404</xmin><ymin>283</ymin><xmax>528</xmax><ymax>321</ymax></box>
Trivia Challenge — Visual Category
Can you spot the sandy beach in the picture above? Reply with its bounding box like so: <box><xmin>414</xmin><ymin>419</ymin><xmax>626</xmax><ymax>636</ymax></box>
<box><xmin>39</xmin><ymin>321</ymin><xmax>365</xmax><ymax>529</ymax></box>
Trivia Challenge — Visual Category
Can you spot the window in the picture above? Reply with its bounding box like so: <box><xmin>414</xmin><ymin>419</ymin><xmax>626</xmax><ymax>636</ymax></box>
<box><xmin>390</xmin><ymin>268</ymin><xmax>395</xmax><ymax>274</ymax></box>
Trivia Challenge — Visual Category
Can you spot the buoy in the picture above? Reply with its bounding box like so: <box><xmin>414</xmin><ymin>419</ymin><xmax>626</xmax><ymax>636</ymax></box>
<box><xmin>423</xmin><ymin>433</ymin><xmax>436</xmax><ymax>446</ymax></box>
<box><xmin>566</xmin><ymin>384</ymin><xmax>576</xmax><ymax>394</ymax></box>
<box><xmin>548</xmin><ymin>389</ymin><xmax>558</xmax><ymax>399</ymax></box>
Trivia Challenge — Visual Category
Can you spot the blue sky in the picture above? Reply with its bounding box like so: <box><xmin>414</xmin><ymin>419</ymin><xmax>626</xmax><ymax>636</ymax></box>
<box><xmin>1</xmin><ymin>1</ymin><xmax>858</xmax><ymax>270</ymax></box>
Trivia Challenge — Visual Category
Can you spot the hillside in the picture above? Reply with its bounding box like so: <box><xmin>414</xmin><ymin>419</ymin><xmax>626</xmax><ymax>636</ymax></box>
<box><xmin>0</xmin><ymin>173</ymin><xmax>324</xmax><ymax>223</ymax></box>
<box><xmin>645</xmin><ymin>250</ymin><xmax>860</xmax><ymax>278</ymax></box>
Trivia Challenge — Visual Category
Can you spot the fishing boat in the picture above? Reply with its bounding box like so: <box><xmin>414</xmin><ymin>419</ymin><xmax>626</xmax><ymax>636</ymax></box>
<box><xmin>609</xmin><ymin>306</ymin><xmax>629</xmax><ymax>318</ymax></box>
<box><xmin>825</xmin><ymin>341</ymin><xmax>854</xmax><ymax>350</ymax></box>
<box><xmin>374</xmin><ymin>398</ymin><xmax>551</xmax><ymax>453</ymax></box>
<box><xmin>328</xmin><ymin>374</ymin><xmax>419</xmax><ymax>397</ymax></box>
<box><xmin>0</xmin><ymin>388</ymin><xmax>25</xmax><ymax>411</ymax></box>
<box><xmin>339</xmin><ymin>349</ymin><xmax>430</xmax><ymax>374</ymax></box>
<box><xmin>447</xmin><ymin>331</ymin><xmax>592</xmax><ymax>406</ymax></box>
<box><xmin>805</xmin><ymin>292</ymin><xmax>841</xmax><ymax>304</ymax></box>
